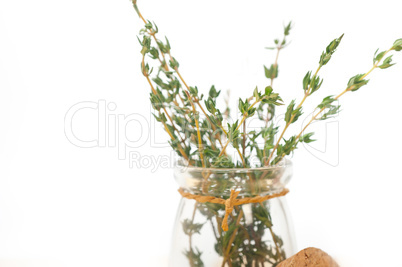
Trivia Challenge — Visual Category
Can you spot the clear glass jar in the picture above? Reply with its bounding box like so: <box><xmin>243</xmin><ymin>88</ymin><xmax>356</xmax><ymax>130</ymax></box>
<box><xmin>170</xmin><ymin>159</ymin><xmax>295</xmax><ymax>267</ymax></box>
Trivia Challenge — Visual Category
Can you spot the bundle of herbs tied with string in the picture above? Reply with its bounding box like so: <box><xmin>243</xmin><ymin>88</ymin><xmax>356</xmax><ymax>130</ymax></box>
<box><xmin>132</xmin><ymin>1</ymin><xmax>401</xmax><ymax>266</ymax></box>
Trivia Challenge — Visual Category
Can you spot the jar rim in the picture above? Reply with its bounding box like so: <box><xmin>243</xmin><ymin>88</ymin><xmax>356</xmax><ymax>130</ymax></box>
<box><xmin>175</xmin><ymin>158</ymin><xmax>291</xmax><ymax>173</ymax></box>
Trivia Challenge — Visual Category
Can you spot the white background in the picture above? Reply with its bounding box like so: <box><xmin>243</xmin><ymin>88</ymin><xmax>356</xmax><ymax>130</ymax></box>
<box><xmin>1</xmin><ymin>0</ymin><xmax>402</xmax><ymax>266</ymax></box>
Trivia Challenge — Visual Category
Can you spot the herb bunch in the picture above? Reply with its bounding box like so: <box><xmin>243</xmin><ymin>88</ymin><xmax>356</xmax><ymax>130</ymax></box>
<box><xmin>133</xmin><ymin>1</ymin><xmax>401</xmax><ymax>168</ymax></box>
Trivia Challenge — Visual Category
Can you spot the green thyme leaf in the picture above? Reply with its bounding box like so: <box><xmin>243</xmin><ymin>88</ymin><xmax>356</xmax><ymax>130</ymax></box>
<box><xmin>284</xmin><ymin>100</ymin><xmax>295</xmax><ymax>123</ymax></box>
<box><xmin>317</xmin><ymin>96</ymin><xmax>336</xmax><ymax>109</ymax></box>
<box><xmin>392</xmin><ymin>38</ymin><xmax>402</xmax><ymax>51</ymax></box>
<box><xmin>373</xmin><ymin>49</ymin><xmax>386</xmax><ymax>64</ymax></box>
<box><xmin>319</xmin><ymin>105</ymin><xmax>341</xmax><ymax>120</ymax></box>
<box><xmin>303</xmin><ymin>71</ymin><xmax>311</xmax><ymax>91</ymax></box>
<box><xmin>264</xmin><ymin>64</ymin><xmax>278</xmax><ymax>79</ymax></box>
<box><xmin>319</xmin><ymin>34</ymin><xmax>344</xmax><ymax>66</ymax></box>
<box><xmin>169</xmin><ymin>57</ymin><xmax>180</xmax><ymax>69</ymax></box>
<box><xmin>284</xmin><ymin>22</ymin><xmax>292</xmax><ymax>36</ymax></box>
<box><xmin>310</xmin><ymin>75</ymin><xmax>323</xmax><ymax>94</ymax></box>
<box><xmin>208</xmin><ymin>85</ymin><xmax>221</xmax><ymax>99</ymax></box>
<box><xmin>299</xmin><ymin>132</ymin><xmax>315</xmax><ymax>143</ymax></box>
<box><xmin>378</xmin><ymin>55</ymin><xmax>395</xmax><ymax>69</ymax></box>
<box><xmin>347</xmin><ymin>74</ymin><xmax>369</xmax><ymax>91</ymax></box>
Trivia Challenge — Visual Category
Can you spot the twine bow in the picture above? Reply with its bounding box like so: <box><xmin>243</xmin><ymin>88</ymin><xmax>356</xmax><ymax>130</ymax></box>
<box><xmin>178</xmin><ymin>188</ymin><xmax>289</xmax><ymax>231</ymax></box>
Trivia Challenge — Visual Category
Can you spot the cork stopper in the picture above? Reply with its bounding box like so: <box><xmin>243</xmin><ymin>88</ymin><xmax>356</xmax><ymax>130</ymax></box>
<box><xmin>277</xmin><ymin>247</ymin><xmax>339</xmax><ymax>267</ymax></box>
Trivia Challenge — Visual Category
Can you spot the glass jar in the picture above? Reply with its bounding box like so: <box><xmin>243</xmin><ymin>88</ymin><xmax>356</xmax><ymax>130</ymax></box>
<box><xmin>170</xmin><ymin>159</ymin><xmax>295</xmax><ymax>267</ymax></box>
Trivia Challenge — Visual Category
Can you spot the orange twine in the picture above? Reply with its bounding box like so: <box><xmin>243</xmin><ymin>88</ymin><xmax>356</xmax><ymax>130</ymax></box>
<box><xmin>178</xmin><ymin>188</ymin><xmax>289</xmax><ymax>231</ymax></box>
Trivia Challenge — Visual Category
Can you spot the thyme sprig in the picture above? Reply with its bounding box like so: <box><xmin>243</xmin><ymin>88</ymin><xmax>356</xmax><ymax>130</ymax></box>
<box><xmin>266</xmin><ymin>34</ymin><xmax>343</xmax><ymax>165</ymax></box>
<box><xmin>270</xmin><ymin>39</ymin><xmax>401</xmax><ymax>165</ymax></box>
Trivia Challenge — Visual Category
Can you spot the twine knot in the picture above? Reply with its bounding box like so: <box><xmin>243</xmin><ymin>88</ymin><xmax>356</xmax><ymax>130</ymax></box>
<box><xmin>222</xmin><ymin>190</ymin><xmax>241</xmax><ymax>231</ymax></box>
<box><xmin>178</xmin><ymin>188</ymin><xmax>289</xmax><ymax>231</ymax></box>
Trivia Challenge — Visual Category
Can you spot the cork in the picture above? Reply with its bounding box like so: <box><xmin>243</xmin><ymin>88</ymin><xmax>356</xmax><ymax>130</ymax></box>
<box><xmin>277</xmin><ymin>247</ymin><xmax>339</xmax><ymax>267</ymax></box>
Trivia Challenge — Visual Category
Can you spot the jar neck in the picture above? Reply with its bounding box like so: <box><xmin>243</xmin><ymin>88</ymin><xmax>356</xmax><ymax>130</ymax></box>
<box><xmin>174</xmin><ymin>159</ymin><xmax>292</xmax><ymax>197</ymax></box>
